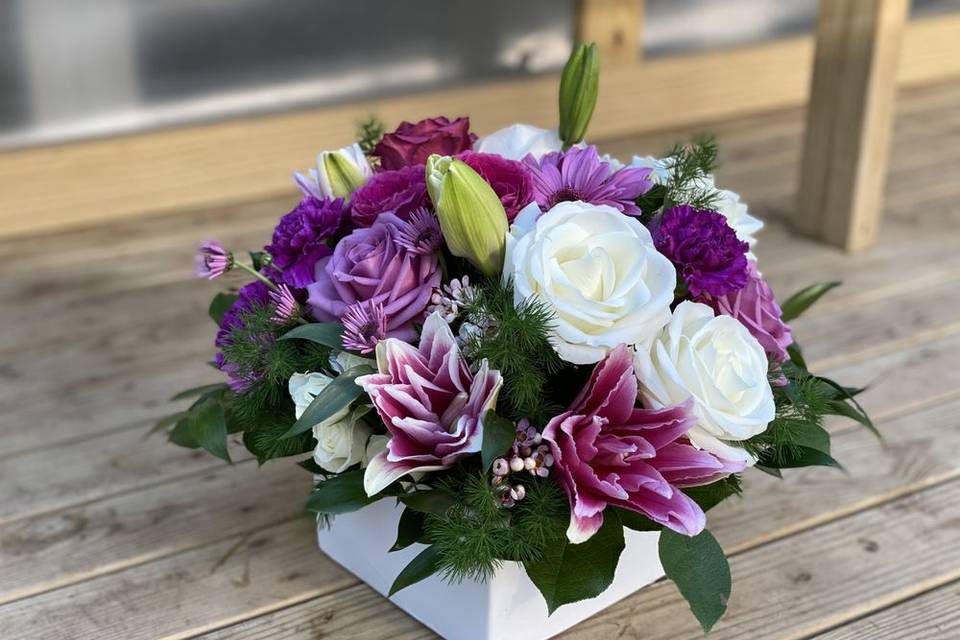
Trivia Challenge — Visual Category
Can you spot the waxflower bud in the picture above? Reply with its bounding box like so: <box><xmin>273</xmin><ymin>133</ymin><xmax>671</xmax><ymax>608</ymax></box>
<box><xmin>558</xmin><ymin>42</ymin><xmax>599</xmax><ymax>147</ymax></box>
<box><xmin>426</xmin><ymin>154</ymin><xmax>508</xmax><ymax>277</ymax></box>
<box><xmin>295</xmin><ymin>143</ymin><xmax>373</xmax><ymax>200</ymax></box>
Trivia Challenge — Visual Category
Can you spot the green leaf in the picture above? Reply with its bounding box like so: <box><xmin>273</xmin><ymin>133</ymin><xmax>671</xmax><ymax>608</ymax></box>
<box><xmin>816</xmin><ymin>376</ymin><xmax>880</xmax><ymax>440</ymax></box>
<box><xmin>168</xmin><ymin>416</ymin><xmax>200</xmax><ymax>449</ymax></box>
<box><xmin>297</xmin><ymin>458</ymin><xmax>326</xmax><ymax>475</ymax></box>
<box><xmin>787</xmin><ymin>420</ymin><xmax>832</xmax><ymax>455</ymax></box>
<box><xmin>145</xmin><ymin>412</ymin><xmax>186</xmax><ymax>439</ymax></box>
<box><xmin>660</xmin><ymin>528</ymin><xmax>731</xmax><ymax>633</ymax></box>
<box><xmin>281</xmin><ymin>367</ymin><xmax>369</xmax><ymax>439</ymax></box>
<box><xmin>761</xmin><ymin>446</ymin><xmax>845</xmax><ymax>471</ymax></box>
<box><xmin>786</xmin><ymin>342</ymin><xmax>807</xmax><ymax>370</ymax></box>
<box><xmin>389</xmin><ymin>545</ymin><xmax>443</xmax><ymax>596</ymax></box>
<box><xmin>249</xmin><ymin>251</ymin><xmax>266</xmax><ymax>270</ymax></box>
<box><xmin>481</xmin><ymin>411</ymin><xmax>516</xmax><ymax>471</ymax></box>
<box><xmin>755</xmin><ymin>465</ymin><xmax>782</xmax><ymax>478</ymax></box>
<box><xmin>617</xmin><ymin>509</ymin><xmax>661</xmax><ymax>532</ymax></box>
<box><xmin>169</xmin><ymin>383</ymin><xmax>227</xmax><ymax>402</ymax></box>
<box><xmin>391</xmin><ymin>508</ymin><xmax>427</xmax><ymax>551</ymax></box>
<box><xmin>279</xmin><ymin>322</ymin><xmax>345</xmax><ymax>349</ymax></box>
<box><xmin>209</xmin><ymin>292</ymin><xmax>238</xmax><ymax>326</ymax></box>
<box><xmin>524</xmin><ymin>511</ymin><xmax>626</xmax><ymax>614</ymax></box>
<box><xmin>192</xmin><ymin>396</ymin><xmax>231</xmax><ymax>462</ymax></box>
<box><xmin>683</xmin><ymin>479</ymin><xmax>741</xmax><ymax>512</ymax></box>
<box><xmin>780</xmin><ymin>282</ymin><xmax>841</xmax><ymax>322</ymax></box>
<box><xmin>305</xmin><ymin>469</ymin><xmax>379</xmax><ymax>514</ymax></box>
<box><xmin>399</xmin><ymin>489</ymin><xmax>457</xmax><ymax>515</ymax></box>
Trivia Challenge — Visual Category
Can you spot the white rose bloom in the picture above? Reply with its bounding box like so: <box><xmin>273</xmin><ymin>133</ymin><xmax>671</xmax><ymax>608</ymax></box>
<box><xmin>633</xmin><ymin>301</ymin><xmax>775</xmax><ymax>463</ymax></box>
<box><xmin>475</xmin><ymin>124</ymin><xmax>564</xmax><ymax>161</ymax></box>
<box><xmin>328</xmin><ymin>350</ymin><xmax>376</xmax><ymax>375</ymax></box>
<box><xmin>289</xmin><ymin>372</ymin><xmax>371</xmax><ymax>473</ymax></box>
<box><xmin>505</xmin><ymin>201</ymin><xmax>676</xmax><ymax>365</ymax></box>
<box><xmin>294</xmin><ymin>142</ymin><xmax>373</xmax><ymax>200</ymax></box>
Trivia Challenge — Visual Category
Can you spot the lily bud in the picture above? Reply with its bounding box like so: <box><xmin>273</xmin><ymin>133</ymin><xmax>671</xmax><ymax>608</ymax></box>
<box><xmin>426</xmin><ymin>154</ymin><xmax>508</xmax><ymax>277</ymax></box>
<box><xmin>558</xmin><ymin>42</ymin><xmax>599</xmax><ymax>147</ymax></box>
<box><xmin>295</xmin><ymin>143</ymin><xmax>373</xmax><ymax>200</ymax></box>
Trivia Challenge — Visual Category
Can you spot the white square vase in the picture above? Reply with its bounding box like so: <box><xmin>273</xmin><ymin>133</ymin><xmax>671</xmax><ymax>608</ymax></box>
<box><xmin>317</xmin><ymin>499</ymin><xmax>664</xmax><ymax>640</ymax></box>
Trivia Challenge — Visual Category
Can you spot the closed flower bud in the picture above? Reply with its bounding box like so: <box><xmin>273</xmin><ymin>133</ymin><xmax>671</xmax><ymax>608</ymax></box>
<box><xmin>295</xmin><ymin>143</ymin><xmax>373</xmax><ymax>200</ymax></box>
<box><xmin>509</xmin><ymin>456</ymin><xmax>525</xmax><ymax>473</ymax></box>
<box><xmin>558</xmin><ymin>42</ymin><xmax>599</xmax><ymax>147</ymax></box>
<box><xmin>426</xmin><ymin>154</ymin><xmax>508</xmax><ymax>277</ymax></box>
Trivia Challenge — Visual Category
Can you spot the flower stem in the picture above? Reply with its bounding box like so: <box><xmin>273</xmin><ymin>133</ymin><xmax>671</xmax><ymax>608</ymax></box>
<box><xmin>234</xmin><ymin>260</ymin><xmax>279</xmax><ymax>292</ymax></box>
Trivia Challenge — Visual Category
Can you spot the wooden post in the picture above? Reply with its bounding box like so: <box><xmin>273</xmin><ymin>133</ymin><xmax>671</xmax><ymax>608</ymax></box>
<box><xmin>575</xmin><ymin>0</ymin><xmax>644</xmax><ymax>64</ymax></box>
<box><xmin>796</xmin><ymin>0</ymin><xmax>908</xmax><ymax>252</ymax></box>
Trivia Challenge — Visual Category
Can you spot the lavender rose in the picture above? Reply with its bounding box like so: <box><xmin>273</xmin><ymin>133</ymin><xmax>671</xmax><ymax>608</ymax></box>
<box><xmin>374</xmin><ymin>116</ymin><xmax>477</xmax><ymax>171</ymax></box>
<box><xmin>654</xmin><ymin>205</ymin><xmax>749</xmax><ymax>298</ymax></box>
<box><xmin>306</xmin><ymin>213</ymin><xmax>441</xmax><ymax>340</ymax></box>
<box><xmin>701</xmin><ymin>261</ymin><xmax>793</xmax><ymax>364</ymax></box>
<box><xmin>349</xmin><ymin>165</ymin><xmax>430</xmax><ymax>227</ymax></box>
<box><xmin>265</xmin><ymin>196</ymin><xmax>348</xmax><ymax>289</ymax></box>
<box><xmin>358</xmin><ymin>312</ymin><xmax>503</xmax><ymax>495</ymax></box>
<box><xmin>458</xmin><ymin>151</ymin><xmax>535</xmax><ymax>221</ymax></box>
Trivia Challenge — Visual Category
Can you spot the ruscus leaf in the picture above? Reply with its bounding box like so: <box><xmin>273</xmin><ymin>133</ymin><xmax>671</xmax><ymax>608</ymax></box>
<box><xmin>389</xmin><ymin>545</ymin><xmax>443</xmax><ymax>596</ymax></box>
<box><xmin>305</xmin><ymin>469</ymin><xmax>378</xmax><ymax>515</ymax></box>
<box><xmin>281</xmin><ymin>367</ymin><xmax>369</xmax><ymax>438</ymax></box>
<box><xmin>660</xmin><ymin>528</ymin><xmax>731</xmax><ymax>633</ymax></box>
<box><xmin>780</xmin><ymin>282</ymin><xmax>841</xmax><ymax>322</ymax></box>
<box><xmin>209</xmin><ymin>292</ymin><xmax>238</xmax><ymax>326</ymax></box>
<box><xmin>391</xmin><ymin>508</ymin><xmax>427</xmax><ymax>551</ymax></box>
<box><xmin>279</xmin><ymin>322</ymin><xmax>346</xmax><ymax>349</ymax></box>
<box><xmin>481</xmin><ymin>411</ymin><xmax>516</xmax><ymax>471</ymax></box>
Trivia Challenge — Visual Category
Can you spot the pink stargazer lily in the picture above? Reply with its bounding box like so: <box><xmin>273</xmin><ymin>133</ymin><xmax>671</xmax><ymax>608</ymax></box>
<box><xmin>358</xmin><ymin>312</ymin><xmax>503</xmax><ymax>496</ymax></box>
<box><xmin>543</xmin><ymin>345</ymin><xmax>745</xmax><ymax>543</ymax></box>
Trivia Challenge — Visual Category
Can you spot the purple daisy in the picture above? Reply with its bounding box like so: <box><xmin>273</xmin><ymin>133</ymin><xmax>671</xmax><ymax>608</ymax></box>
<box><xmin>523</xmin><ymin>145</ymin><xmax>652</xmax><ymax>215</ymax></box>
<box><xmin>654</xmin><ymin>205</ymin><xmax>750</xmax><ymax>298</ymax></box>
<box><xmin>269</xmin><ymin>284</ymin><xmax>300</xmax><ymax>325</ymax></box>
<box><xmin>394</xmin><ymin>208</ymin><xmax>443</xmax><ymax>255</ymax></box>
<box><xmin>341</xmin><ymin>301</ymin><xmax>388</xmax><ymax>354</ymax></box>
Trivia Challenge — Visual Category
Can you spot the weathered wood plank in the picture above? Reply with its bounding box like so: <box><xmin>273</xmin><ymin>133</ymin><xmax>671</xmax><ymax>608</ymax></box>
<box><xmin>813</xmin><ymin>579</ymin><xmax>960</xmax><ymax>640</ymax></box>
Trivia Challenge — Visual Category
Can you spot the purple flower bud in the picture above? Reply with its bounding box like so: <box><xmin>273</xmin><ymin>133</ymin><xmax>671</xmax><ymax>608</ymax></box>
<box><xmin>194</xmin><ymin>240</ymin><xmax>232</xmax><ymax>280</ymax></box>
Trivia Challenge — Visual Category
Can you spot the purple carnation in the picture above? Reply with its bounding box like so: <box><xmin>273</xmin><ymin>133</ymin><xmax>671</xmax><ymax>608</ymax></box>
<box><xmin>654</xmin><ymin>205</ymin><xmax>749</xmax><ymax>298</ymax></box>
<box><xmin>265</xmin><ymin>196</ymin><xmax>348</xmax><ymax>289</ymax></box>
<box><xmin>701</xmin><ymin>261</ymin><xmax>793</xmax><ymax>364</ymax></box>
<box><xmin>458</xmin><ymin>151</ymin><xmax>534</xmax><ymax>221</ymax></box>
<box><xmin>214</xmin><ymin>281</ymin><xmax>273</xmax><ymax>392</ymax></box>
<box><xmin>523</xmin><ymin>145</ymin><xmax>652</xmax><ymax>215</ymax></box>
<box><xmin>349</xmin><ymin>165</ymin><xmax>430</xmax><ymax>227</ymax></box>
<box><xmin>307</xmin><ymin>213</ymin><xmax>441</xmax><ymax>342</ymax></box>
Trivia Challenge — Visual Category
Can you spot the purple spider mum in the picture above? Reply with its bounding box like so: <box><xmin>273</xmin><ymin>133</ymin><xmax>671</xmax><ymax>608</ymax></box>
<box><xmin>654</xmin><ymin>205</ymin><xmax>750</xmax><ymax>298</ymax></box>
<box><xmin>264</xmin><ymin>196</ymin><xmax>348</xmax><ymax>290</ymax></box>
<box><xmin>214</xmin><ymin>281</ymin><xmax>273</xmax><ymax>392</ymax></box>
<box><xmin>523</xmin><ymin>145</ymin><xmax>652</xmax><ymax>216</ymax></box>
<box><xmin>195</xmin><ymin>240</ymin><xmax>232</xmax><ymax>279</ymax></box>
<box><xmin>394</xmin><ymin>208</ymin><xmax>443</xmax><ymax>255</ymax></box>
<box><xmin>341</xmin><ymin>301</ymin><xmax>388</xmax><ymax>354</ymax></box>
<box><xmin>269</xmin><ymin>284</ymin><xmax>300</xmax><ymax>325</ymax></box>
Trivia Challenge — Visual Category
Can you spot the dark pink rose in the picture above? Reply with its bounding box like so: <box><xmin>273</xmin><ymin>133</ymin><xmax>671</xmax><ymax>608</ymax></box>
<box><xmin>458</xmin><ymin>151</ymin><xmax>535</xmax><ymax>221</ymax></box>
<box><xmin>349</xmin><ymin>165</ymin><xmax>430</xmax><ymax>227</ymax></box>
<box><xmin>700</xmin><ymin>261</ymin><xmax>793</xmax><ymax>364</ymax></box>
<box><xmin>543</xmin><ymin>345</ymin><xmax>745</xmax><ymax>543</ymax></box>
<box><xmin>375</xmin><ymin>116</ymin><xmax>477</xmax><ymax>171</ymax></box>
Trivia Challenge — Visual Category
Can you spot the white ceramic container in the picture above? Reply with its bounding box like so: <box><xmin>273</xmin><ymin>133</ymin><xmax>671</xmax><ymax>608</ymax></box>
<box><xmin>317</xmin><ymin>500</ymin><xmax>664</xmax><ymax>640</ymax></box>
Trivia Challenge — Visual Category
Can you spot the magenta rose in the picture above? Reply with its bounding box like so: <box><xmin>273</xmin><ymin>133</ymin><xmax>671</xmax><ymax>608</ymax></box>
<box><xmin>458</xmin><ymin>151</ymin><xmax>535</xmax><ymax>221</ymax></box>
<box><xmin>543</xmin><ymin>344</ymin><xmax>745</xmax><ymax>543</ymax></box>
<box><xmin>701</xmin><ymin>261</ymin><xmax>793</xmax><ymax>364</ymax></box>
<box><xmin>306</xmin><ymin>213</ymin><xmax>441</xmax><ymax>340</ymax></box>
<box><xmin>374</xmin><ymin>116</ymin><xmax>477</xmax><ymax>171</ymax></box>
<box><xmin>358</xmin><ymin>312</ymin><xmax>503</xmax><ymax>495</ymax></box>
<box><xmin>349</xmin><ymin>165</ymin><xmax>430</xmax><ymax>227</ymax></box>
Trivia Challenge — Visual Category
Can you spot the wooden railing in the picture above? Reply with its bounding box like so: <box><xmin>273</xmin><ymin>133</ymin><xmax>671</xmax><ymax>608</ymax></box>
<box><xmin>1</xmin><ymin>1</ymin><xmax>958</xmax><ymax>242</ymax></box>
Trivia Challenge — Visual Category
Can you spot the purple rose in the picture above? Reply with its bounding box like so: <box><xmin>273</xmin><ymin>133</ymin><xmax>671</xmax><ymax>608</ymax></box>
<box><xmin>349</xmin><ymin>165</ymin><xmax>430</xmax><ymax>227</ymax></box>
<box><xmin>458</xmin><ymin>151</ymin><xmax>535</xmax><ymax>221</ymax></box>
<box><xmin>307</xmin><ymin>213</ymin><xmax>442</xmax><ymax>339</ymax></box>
<box><xmin>374</xmin><ymin>116</ymin><xmax>477</xmax><ymax>171</ymax></box>
<box><xmin>265</xmin><ymin>196</ymin><xmax>348</xmax><ymax>289</ymax></box>
<box><xmin>654</xmin><ymin>205</ymin><xmax>749</xmax><ymax>298</ymax></box>
<box><xmin>701</xmin><ymin>261</ymin><xmax>793</xmax><ymax>364</ymax></box>
<box><xmin>357</xmin><ymin>312</ymin><xmax>503</xmax><ymax>495</ymax></box>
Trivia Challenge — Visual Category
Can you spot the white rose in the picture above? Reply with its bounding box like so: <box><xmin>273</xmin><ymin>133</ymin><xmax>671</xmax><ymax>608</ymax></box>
<box><xmin>475</xmin><ymin>124</ymin><xmax>564</xmax><ymax>161</ymax></box>
<box><xmin>633</xmin><ymin>301</ymin><xmax>775</xmax><ymax>463</ymax></box>
<box><xmin>289</xmin><ymin>372</ymin><xmax>371</xmax><ymax>473</ymax></box>
<box><xmin>505</xmin><ymin>201</ymin><xmax>676</xmax><ymax>365</ymax></box>
<box><xmin>328</xmin><ymin>350</ymin><xmax>376</xmax><ymax>375</ymax></box>
<box><xmin>294</xmin><ymin>142</ymin><xmax>373</xmax><ymax>200</ymax></box>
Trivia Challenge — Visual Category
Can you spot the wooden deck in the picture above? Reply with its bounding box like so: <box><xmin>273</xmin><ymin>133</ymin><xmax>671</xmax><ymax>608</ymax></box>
<box><xmin>2</xmin><ymin>79</ymin><xmax>959</xmax><ymax>639</ymax></box>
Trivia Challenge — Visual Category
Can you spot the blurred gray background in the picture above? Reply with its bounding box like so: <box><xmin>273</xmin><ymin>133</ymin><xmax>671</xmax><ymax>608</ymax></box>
<box><xmin>1</xmin><ymin>0</ymin><xmax>958</xmax><ymax>150</ymax></box>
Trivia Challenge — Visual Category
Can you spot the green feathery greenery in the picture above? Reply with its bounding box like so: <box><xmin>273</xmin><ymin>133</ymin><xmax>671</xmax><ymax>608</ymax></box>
<box><xmin>423</xmin><ymin>471</ymin><xmax>567</xmax><ymax>583</ymax></box>
<box><xmin>662</xmin><ymin>135</ymin><xmax>723</xmax><ymax>211</ymax></box>
<box><xmin>357</xmin><ymin>115</ymin><xmax>386</xmax><ymax>156</ymax></box>
<box><xmin>461</xmin><ymin>279</ymin><xmax>565</xmax><ymax>424</ymax></box>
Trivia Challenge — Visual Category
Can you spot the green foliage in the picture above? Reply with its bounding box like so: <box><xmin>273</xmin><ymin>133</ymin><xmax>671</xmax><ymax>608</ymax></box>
<box><xmin>481</xmin><ymin>411</ymin><xmax>517</xmax><ymax>471</ymax></box>
<box><xmin>780</xmin><ymin>281</ymin><xmax>841</xmax><ymax>322</ymax></box>
<box><xmin>164</xmin><ymin>386</ymin><xmax>234</xmax><ymax>461</ymax></box>
<box><xmin>306</xmin><ymin>469</ymin><xmax>387</xmax><ymax>514</ymax></box>
<box><xmin>391</xmin><ymin>508</ymin><xmax>427</xmax><ymax>551</ymax></box>
<box><xmin>357</xmin><ymin>115</ymin><xmax>386</xmax><ymax>156</ymax></box>
<box><xmin>209</xmin><ymin>293</ymin><xmax>238</xmax><ymax>326</ymax></box>
<box><xmin>411</xmin><ymin>472</ymin><xmax>567</xmax><ymax>585</ymax></box>
<box><xmin>524</xmin><ymin>512</ymin><xmax>626</xmax><ymax>614</ymax></box>
<box><xmin>389</xmin><ymin>545</ymin><xmax>443</xmax><ymax>596</ymax></box>
<box><xmin>659</xmin><ymin>528</ymin><xmax>731</xmax><ymax>632</ymax></box>
<box><xmin>279</xmin><ymin>322</ymin><xmax>345</xmax><ymax>349</ymax></box>
<box><xmin>462</xmin><ymin>279</ymin><xmax>565</xmax><ymax>424</ymax></box>
<box><xmin>684</xmin><ymin>474</ymin><xmax>742</xmax><ymax>512</ymax></box>
<box><xmin>281</xmin><ymin>366</ymin><xmax>371</xmax><ymax>438</ymax></box>
<box><xmin>662</xmin><ymin>135</ymin><xmax>723</xmax><ymax>211</ymax></box>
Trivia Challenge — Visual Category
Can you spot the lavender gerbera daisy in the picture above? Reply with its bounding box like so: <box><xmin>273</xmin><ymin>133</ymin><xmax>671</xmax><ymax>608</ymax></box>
<box><xmin>523</xmin><ymin>145</ymin><xmax>652</xmax><ymax>215</ymax></box>
<box><xmin>654</xmin><ymin>205</ymin><xmax>750</xmax><ymax>298</ymax></box>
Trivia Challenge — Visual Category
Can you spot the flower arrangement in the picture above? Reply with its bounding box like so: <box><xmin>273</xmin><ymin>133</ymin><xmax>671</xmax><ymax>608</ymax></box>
<box><xmin>168</xmin><ymin>44</ymin><xmax>875</xmax><ymax>634</ymax></box>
